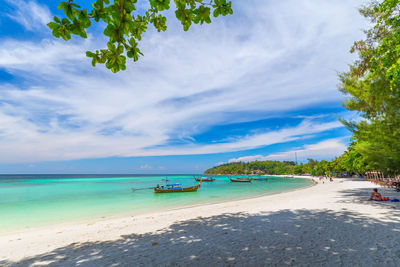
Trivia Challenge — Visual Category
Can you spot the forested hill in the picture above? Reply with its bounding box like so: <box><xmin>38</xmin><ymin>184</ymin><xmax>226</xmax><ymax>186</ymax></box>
<box><xmin>205</xmin><ymin>161</ymin><xmax>297</xmax><ymax>175</ymax></box>
<box><xmin>204</xmin><ymin>155</ymin><xmax>369</xmax><ymax>176</ymax></box>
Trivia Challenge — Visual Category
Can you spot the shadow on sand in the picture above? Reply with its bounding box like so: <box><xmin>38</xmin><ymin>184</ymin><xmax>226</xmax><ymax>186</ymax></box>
<box><xmin>4</xmin><ymin>200</ymin><xmax>400</xmax><ymax>266</ymax></box>
<box><xmin>337</xmin><ymin>186</ymin><xmax>400</xmax><ymax>215</ymax></box>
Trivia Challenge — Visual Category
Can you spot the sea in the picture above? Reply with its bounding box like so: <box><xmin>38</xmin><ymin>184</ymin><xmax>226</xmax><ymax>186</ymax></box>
<box><xmin>0</xmin><ymin>174</ymin><xmax>311</xmax><ymax>234</ymax></box>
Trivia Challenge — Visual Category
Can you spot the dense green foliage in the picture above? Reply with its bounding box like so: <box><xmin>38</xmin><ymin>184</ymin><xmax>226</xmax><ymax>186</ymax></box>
<box><xmin>205</xmin><ymin>161</ymin><xmax>297</xmax><ymax>175</ymax></box>
<box><xmin>339</xmin><ymin>0</ymin><xmax>400</xmax><ymax>176</ymax></box>
<box><xmin>205</xmin><ymin>144</ymin><xmax>372</xmax><ymax>176</ymax></box>
<box><xmin>48</xmin><ymin>0</ymin><xmax>233</xmax><ymax>72</ymax></box>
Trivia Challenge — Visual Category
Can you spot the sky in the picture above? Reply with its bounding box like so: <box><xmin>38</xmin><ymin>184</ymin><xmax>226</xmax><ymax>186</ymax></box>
<box><xmin>0</xmin><ymin>0</ymin><xmax>368</xmax><ymax>174</ymax></box>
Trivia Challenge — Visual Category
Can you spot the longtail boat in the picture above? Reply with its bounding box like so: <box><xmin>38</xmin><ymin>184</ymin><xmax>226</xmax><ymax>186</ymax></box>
<box><xmin>154</xmin><ymin>181</ymin><xmax>202</xmax><ymax>193</ymax></box>
<box><xmin>251</xmin><ymin>177</ymin><xmax>268</xmax><ymax>181</ymax></box>
<box><xmin>229</xmin><ymin>177</ymin><xmax>252</xmax><ymax>183</ymax></box>
<box><xmin>194</xmin><ymin>176</ymin><xmax>215</xmax><ymax>182</ymax></box>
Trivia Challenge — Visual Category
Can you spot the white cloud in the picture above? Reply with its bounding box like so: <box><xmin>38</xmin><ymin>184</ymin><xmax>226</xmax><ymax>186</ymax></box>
<box><xmin>6</xmin><ymin>0</ymin><xmax>51</xmax><ymax>31</ymax></box>
<box><xmin>140</xmin><ymin>164</ymin><xmax>152</xmax><ymax>169</ymax></box>
<box><xmin>0</xmin><ymin>0</ymin><xmax>366</xmax><ymax>163</ymax></box>
<box><xmin>137</xmin><ymin>119</ymin><xmax>343</xmax><ymax>157</ymax></box>
<box><xmin>266</xmin><ymin>139</ymin><xmax>348</xmax><ymax>161</ymax></box>
<box><xmin>228</xmin><ymin>138</ymin><xmax>348</xmax><ymax>163</ymax></box>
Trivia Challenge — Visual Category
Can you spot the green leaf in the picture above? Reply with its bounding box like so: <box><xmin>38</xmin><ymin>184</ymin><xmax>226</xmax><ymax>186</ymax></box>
<box><xmin>47</xmin><ymin>22</ymin><xmax>59</xmax><ymax>30</ymax></box>
<box><xmin>213</xmin><ymin>9</ymin><xmax>220</xmax><ymax>17</ymax></box>
<box><xmin>86</xmin><ymin>51</ymin><xmax>95</xmax><ymax>57</ymax></box>
<box><xmin>103</xmin><ymin>24</ymin><xmax>114</xmax><ymax>37</ymax></box>
<box><xmin>57</xmin><ymin>2</ymin><xmax>67</xmax><ymax>9</ymax></box>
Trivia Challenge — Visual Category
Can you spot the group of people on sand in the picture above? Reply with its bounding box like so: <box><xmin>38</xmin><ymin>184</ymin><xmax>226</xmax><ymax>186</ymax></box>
<box><xmin>312</xmin><ymin>176</ymin><xmax>333</xmax><ymax>184</ymax></box>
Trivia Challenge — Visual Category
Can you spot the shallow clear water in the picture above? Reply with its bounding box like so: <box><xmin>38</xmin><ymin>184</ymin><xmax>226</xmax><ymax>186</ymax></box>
<box><xmin>0</xmin><ymin>175</ymin><xmax>311</xmax><ymax>233</ymax></box>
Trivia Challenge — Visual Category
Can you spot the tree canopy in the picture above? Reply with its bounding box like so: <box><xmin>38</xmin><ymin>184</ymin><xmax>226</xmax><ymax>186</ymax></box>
<box><xmin>48</xmin><ymin>0</ymin><xmax>233</xmax><ymax>73</ymax></box>
<box><xmin>339</xmin><ymin>0</ymin><xmax>400</xmax><ymax>176</ymax></box>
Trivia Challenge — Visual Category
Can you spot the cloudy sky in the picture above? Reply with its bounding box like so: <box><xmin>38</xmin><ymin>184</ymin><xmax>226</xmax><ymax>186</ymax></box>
<box><xmin>0</xmin><ymin>0</ymin><xmax>367</xmax><ymax>174</ymax></box>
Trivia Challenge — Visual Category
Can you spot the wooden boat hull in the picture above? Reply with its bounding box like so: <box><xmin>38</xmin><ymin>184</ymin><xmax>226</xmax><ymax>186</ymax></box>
<box><xmin>195</xmin><ymin>178</ymin><xmax>215</xmax><ymax>182</ymax></box>
<box><xmin>229</xmin><ymin>178</ymin><xmax>252</xmax><ymax>182</ymax></box>
<box><xmin>252</xmin><ymin>178</ymin><xmax>268</xmax><ymax>181</ymax></box>
<box><xmin>154</xmin><ymin>184</ymin><xmax>200</xmax><ymax>193</ymax></box>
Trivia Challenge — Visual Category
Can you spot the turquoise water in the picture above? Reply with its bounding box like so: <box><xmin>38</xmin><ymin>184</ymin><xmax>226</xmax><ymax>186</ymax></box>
<box><xmin>0</xmin><ymin>175</ymin><xmax>311</xmax><ymax>234</ymax></box>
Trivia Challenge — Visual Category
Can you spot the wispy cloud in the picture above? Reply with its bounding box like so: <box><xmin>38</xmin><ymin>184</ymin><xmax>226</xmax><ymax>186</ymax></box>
<box><xmin>228</xmin><ymin>138</ymin><xmax>348</xmax><ymax>163</ymax></box>
<box><xmin>141</xmin><ymin>119</ymin><xmax>343</xmax><ymax>156</ymax></box>
<box><xmin>5</xmin><ymin>0</ymin><xmax>51</xmax><ymax>31</ymax></box>
<box><xmin>0</xmin><ymin>112</ymin><xmax>343</xmax><ymax>162</ymax></box>
<box><xmin>0</xmin><ymin>0</ymin><xmax>366</xmax><ymax>164</ymax></box>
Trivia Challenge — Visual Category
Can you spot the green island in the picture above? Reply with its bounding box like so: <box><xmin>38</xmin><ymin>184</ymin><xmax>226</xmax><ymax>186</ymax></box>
<box><xmin>204</xmin><ymin>142</ymin><xmax>369</xmax><ymax>176</ymax></box>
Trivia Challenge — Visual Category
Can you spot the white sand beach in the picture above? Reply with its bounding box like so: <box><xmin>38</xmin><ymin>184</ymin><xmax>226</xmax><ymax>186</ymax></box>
<box><xmin>1</xmin><ymin>178</ymin><xmax>399</xmax><ymax>266</ymax></box>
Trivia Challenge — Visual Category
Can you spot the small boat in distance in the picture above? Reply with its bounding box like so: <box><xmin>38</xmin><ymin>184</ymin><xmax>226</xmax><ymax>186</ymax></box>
<box><xmin>229</xmin><ymin>177</ymin><xmax>252</xmax><ymax>183</ymax></box>
<box><xmin>154</xmin><ymin>180</ymin><xmax>202</xmax><ymax>193</ymax></box>
<box><xmin>251</xmin><ymin>177</ymin><xmax>268</xmax><ymax>181</ymax></box>
<box><xmin>194</xmin><ymin>176</ymin><xmax>215</xmax><ymax>182</ymax></box>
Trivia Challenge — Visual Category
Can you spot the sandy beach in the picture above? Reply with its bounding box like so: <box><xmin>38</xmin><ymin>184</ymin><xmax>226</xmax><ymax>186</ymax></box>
<box><xmin>1</xmin><ymin>178</ymin><xmax>399</xmax><ymax>266</ymax></box>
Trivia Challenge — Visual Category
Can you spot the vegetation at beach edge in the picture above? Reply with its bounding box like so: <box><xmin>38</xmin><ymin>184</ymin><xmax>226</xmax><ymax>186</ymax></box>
<box><xmin>204</xmin><ymin>142</ymin><xmax>370</xmax><ymax>176</ymax></box>
<box><xmin>338</xmin><ymin>0</ymin><xmax>400</xmax><ymax>176</ymax></box>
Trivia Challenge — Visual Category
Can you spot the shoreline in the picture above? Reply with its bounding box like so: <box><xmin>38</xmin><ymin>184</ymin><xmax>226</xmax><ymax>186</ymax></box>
<box><xmin>0</xmin><ymin>176</ymin><xmax>311</xmax><ymax>236</ymax></box>
<box><xmin>1</xmin><ymin>178</ymin><xmax>399</xmax><ymax>265</ymax></box>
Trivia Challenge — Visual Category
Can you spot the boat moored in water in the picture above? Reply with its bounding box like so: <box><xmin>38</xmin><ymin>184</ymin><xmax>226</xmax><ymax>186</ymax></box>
<box><xmin>229</xmin><ymin>177</ymin><xmax>252</xmax><ymax>183</ymax></box>
<box><xmin>194</xmin><ymin>176</ymin><xmax>215</xmax><ymax>182</ymax></box>
<box><xmin>251</xmin><ymin>177</ymin><xmax>268</xmax><ymax>181</ymax></box>
<box><xmin>154</xmin><ymin>181</ymin><xmax>202</xmax><ymax>193</ymax></box>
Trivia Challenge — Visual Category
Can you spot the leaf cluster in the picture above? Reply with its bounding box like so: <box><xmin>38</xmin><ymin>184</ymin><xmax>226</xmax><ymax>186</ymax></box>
<box><xmin>48</xmin><ymin>0</ymin><xmax>233</xmax><ymax>72</ymax></box>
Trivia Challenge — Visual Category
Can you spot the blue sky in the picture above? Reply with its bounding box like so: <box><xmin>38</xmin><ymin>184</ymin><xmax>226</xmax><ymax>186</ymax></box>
<box><xmin>0</xmin><ymin>0</ymin><xmax>367</xmax><ymax>174</ymax></box>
